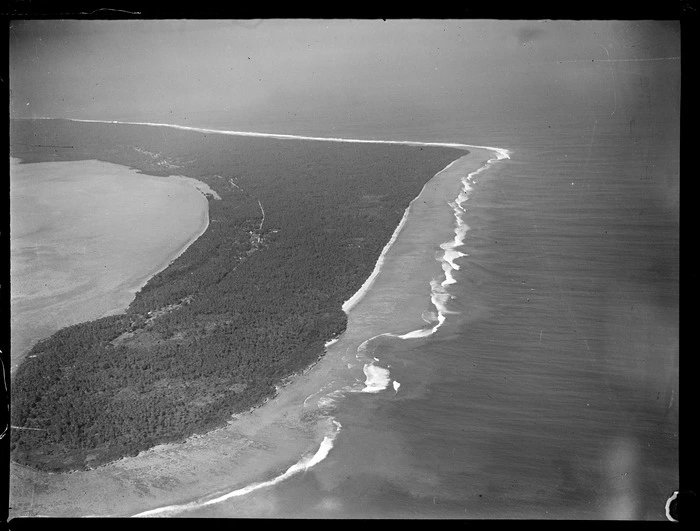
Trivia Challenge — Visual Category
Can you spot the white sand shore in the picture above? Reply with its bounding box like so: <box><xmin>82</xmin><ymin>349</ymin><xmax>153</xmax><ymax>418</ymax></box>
<box><xmin>66</xmin><ymin>117</ymin><xmax>511</xmax><ymax>156</ymax></box>
<box><xmin>9</xmin><ymin>130</ymin><xmax>505</xmax><ymax>518</ymax></box>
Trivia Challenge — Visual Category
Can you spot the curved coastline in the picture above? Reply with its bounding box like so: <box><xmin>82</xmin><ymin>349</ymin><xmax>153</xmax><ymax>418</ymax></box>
<box><xmin>131</xmin><ymin>149</ymin><xmax>504</xmax><ymax>518</ymax></box>
<box><xmin>64</xmin><ymin>117</ymin><xmax>510</xmax><ymax>155</ymax></box>
<box><xmin>9</xmin><ymin>158</ymin><xmax>212</xmax><ymax>372</ymax></box>
<box><xmin>101</xmin><ymin>184</ymin><xmax>211</xmax><ymax>317</ymax></box>
<box><xmin>9</xmin><ymin>125</ymin><xmax>510</xmax><ymax>518</ymax></box>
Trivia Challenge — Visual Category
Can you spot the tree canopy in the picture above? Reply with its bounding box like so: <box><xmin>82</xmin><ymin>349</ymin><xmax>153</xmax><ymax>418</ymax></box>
<box><xmin>10</xmin><ymin>118</ymin><xmax>465</xmax><ymax>471</ymax></box>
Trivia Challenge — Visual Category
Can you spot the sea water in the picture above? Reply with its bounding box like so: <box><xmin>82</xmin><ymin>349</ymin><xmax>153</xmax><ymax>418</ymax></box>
<box><xmin>19</xmin><ymin>21</ymin><xmax>677</xmax><ymax>519</ymax></box>
<box><xmin>170</xmin><ymin>34</ymin><xmax>678</xmax><ymax>518</ymax></box>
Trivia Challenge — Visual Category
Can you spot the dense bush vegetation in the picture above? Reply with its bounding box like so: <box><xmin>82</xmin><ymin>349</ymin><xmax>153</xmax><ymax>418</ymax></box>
<box><xmin>10</xmin><ymin>118</ymin><xmax>464</xmax><ymax>471</ymax></box>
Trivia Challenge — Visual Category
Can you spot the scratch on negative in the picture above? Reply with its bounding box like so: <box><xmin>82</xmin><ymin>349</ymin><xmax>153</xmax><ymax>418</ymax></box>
<box><xmin>600</xmin><ymin>45</ymin><xmax>617</xmax><ymax>115</ymax></box>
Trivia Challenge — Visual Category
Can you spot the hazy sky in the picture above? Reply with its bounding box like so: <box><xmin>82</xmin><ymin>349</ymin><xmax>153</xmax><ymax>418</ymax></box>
<box><xmin>9</xmin><ymin>19</ymin><xmax>680</xmax><ymax>129</ymax></box>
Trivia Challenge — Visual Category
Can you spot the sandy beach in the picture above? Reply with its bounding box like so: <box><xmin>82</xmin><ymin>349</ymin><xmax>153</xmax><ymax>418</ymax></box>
<box><xmin>9</xmin><ymin>148</ymin><xmax>494</xmax><ymax>518</ymax></box>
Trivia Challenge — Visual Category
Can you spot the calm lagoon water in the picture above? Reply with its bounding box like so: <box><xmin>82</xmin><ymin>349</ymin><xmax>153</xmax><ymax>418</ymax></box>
<box><xmin>10</xmin><ymin>159</ymin><xmax>209</xmax><ymax>371</ymax></box>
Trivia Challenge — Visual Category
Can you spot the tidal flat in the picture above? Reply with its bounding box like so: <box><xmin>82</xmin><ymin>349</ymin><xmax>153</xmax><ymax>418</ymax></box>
<box><xmin>10</xmin><ymin>157</ymin><xmax>210</xmax><ymax>371</ymax></box>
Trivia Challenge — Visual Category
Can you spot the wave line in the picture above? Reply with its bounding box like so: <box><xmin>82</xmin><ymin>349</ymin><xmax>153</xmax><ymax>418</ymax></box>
<box><xmin>31</xmin><ymin>117</ymin><xmax>511</xmax><ymax>517</ymax></box>
<box><xmin>133</xmin><ymin>419</ymin><xmax>342</xmax><ymax>517</ymax></box>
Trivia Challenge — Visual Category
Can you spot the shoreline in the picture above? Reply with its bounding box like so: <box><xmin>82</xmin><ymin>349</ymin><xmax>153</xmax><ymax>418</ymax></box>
<box><xmin>341</xmin><ymin>155</ymin><xmax>474</xmax><ymax>315</ymax></box>
<box><xmin>9</xmin><ymin>158</ymin><xmax>213</xmax><ymax>372</ymax></box>
<box><xmin>101</xmin><ymin>181</ymin><xmax>212</xmax><ymax>317</ymax></box>
<box><xmin>27</xmin><ymin>116</ymin><xmax>511</xmax><ymax>154</ymax></box>
<box><xmin>9</xmin><ymin>129</ymin><xmax>507</xmax><ymax>518</ymax></box>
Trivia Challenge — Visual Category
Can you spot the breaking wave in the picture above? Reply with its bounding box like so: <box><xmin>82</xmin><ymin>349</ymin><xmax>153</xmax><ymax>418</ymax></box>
<box><xmin>133</xmin><ymin>418</ymin><xmax>342</xmax><ymax>517</ymax></box>
<box><xmin>63</xmin><ymin>117</ymin><xmax>511</xmax><ymax>517</ymax></box>
<box><xmin>397</xmin><ymin>148</ymin><xmax>510</xmax><ymax>340</ymax></box>
<box><xmin>305</xmin><ymin>148</ymin><xmax>511</xmax><ymax>412</ymax></box>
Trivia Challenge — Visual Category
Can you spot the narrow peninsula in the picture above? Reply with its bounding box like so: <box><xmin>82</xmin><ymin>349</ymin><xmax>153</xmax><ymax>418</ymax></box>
<box><xmin>10</xmin><ymin>118</ymin><xmax>465</xmax><ymax>472</ymax></box>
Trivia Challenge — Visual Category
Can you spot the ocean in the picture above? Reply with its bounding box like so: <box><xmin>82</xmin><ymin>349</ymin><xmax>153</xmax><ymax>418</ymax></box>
<box><xmin>148</xmin><ymin>61</ymin><xmax>678</xmax><ymax>518</ymax></box>
<box><xmin>175</xmin><ymin>38</ymin><xmax>678</xmax><ymax>518</ymax></box>
<box><xmin>12</xmin><ymin>20</ymin><xmax>679</xmax><ymax>519</ymax></box>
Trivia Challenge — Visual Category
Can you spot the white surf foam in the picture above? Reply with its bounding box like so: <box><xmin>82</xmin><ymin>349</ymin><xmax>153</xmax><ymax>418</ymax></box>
<box><xmin>62</xmin><ymin>118</ymin><xmax>511</xmax><ymax>322</ymax></box>
<box><xmin>324</xmin><ymin>337</ymin><xmax>340</xmax><ymax>348</ymax></box>
<box><xmin>336</xmin><ymin>157</ymin><xmax>472</xmax><ymax>314</ymax></box>
<box><xmin>52</xmin><ymin>118</ymin><xmax>511</xmax><ymax>515</ymax></box>
<box><xmin>398</xmin><ymin>327</ymin><xmax>435</xmax><ymax>339</ymax></box>
<box><xmin>441</xmin><ymin>247</ymin><xmax>467</xmax><ymax>271</ymax></box>
<box><xmin>133</xmin><ymin>419</ymin><xmax>342</xmax><ymax>517</ymax></box>
<box><xmin>341</xmin><ymin>206</ymin><xmax>411</xmax><ymax>314</ymax></box>
<box><xmin>307</xmin><ymin>330</ymin><xmax>403</xmax><ymax>407</ymax></box>
<box><xmin>303</xmin><ymin>380</ymin><xmax>335</xmax><ymax>407</ymax></box>
<box><xmin>64</xmin><ymin>118</ymin><xmax>512</xmax><ymax>157</ymax></box>
<box><xmin>397</xmin><ymin>149</ymin><xmax>510</xmax><ymax>341</ymax></box>
<box><xmin>360</xmin><ymin>363</ymin><xmax>392</xmax><ymax>394</ymax></box>
<box><xmin>317</xmin><ymin>389</ymin><xmax>346</xmax><ymax>409</ymax></box>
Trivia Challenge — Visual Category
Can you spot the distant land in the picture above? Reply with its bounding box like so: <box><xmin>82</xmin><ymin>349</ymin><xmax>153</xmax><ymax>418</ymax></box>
<box><xmin>9</xmin><ymin>118</ymin><xmax>465</xmax><ymax>471</ymax></box>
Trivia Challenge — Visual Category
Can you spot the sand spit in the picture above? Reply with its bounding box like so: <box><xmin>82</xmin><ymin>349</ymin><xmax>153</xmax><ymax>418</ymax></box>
<box><xmin>10</xmin><ymin>125</ymin><xmax>508</xmax><ymax>518</ymax></box>
<box><xmin>64</xmin><ymin>117</ymin><xmax>510</xmax><ymax>156</ymax></box>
